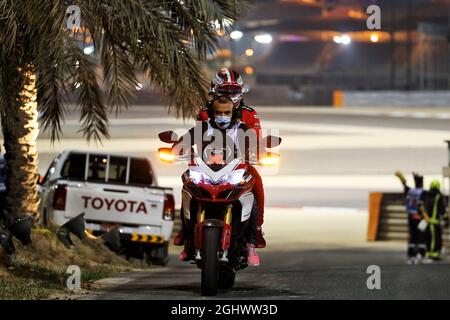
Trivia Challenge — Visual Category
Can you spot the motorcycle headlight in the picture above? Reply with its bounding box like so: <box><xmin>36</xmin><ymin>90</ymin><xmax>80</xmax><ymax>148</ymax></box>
<box><xmin>218</xmin><ymin>169</ymin><xmax>246</xmax><ymax>185</ymax></box>
<box><xmin>189</xmin><ymin>169</ymin><xmax>206</xmax><ymax>184</ymax></box>
<box><xmin>188</xmin><ymin>168</ymin><xmax>246</xmax><ymax>185</ymax></box>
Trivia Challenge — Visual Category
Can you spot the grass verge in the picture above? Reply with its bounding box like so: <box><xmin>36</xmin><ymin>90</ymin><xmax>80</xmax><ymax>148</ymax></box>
<box><xmin>0</xmin><ymin>227</ymin><xmax>140</xmax><ymax>299</ymax></box>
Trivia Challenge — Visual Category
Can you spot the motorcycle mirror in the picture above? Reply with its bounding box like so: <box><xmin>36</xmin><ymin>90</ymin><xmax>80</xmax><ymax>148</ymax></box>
<box><xmin>263</xmin><ymin>135</ymin><xmax>282</xmax><ymax>148</ymax></box>
<box><xmin>158</xmin><ymin>131</ymin><xmax>178</xmax><ymax>143</ymax></box>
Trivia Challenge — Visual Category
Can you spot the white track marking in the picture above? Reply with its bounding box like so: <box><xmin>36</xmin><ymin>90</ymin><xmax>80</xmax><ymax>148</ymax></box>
<box><xmin>257</xmin><ymin>107</ymin><xmax>450</xmax><ymax>120</ymax></box>
<box><xmin>263</xmin><ymin>206</ymin><xmax>369</xmax><ymax>247</ymax></box>
<box><xmin>3</xmin><ymin>116</ymin><xmax>448</xmax><ymax>152</ymax></box>
<box><xmin>157</xmin><ymin>174</ymin><xmax>442</xmax><ymax>190</ymax></box>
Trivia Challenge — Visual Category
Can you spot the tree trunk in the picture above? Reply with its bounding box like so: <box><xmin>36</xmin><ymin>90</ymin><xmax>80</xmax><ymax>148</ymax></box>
<box><xmin>1</xmin><ymin>65</ymin><xmax>40</xmax><ymax>226</ymax></box>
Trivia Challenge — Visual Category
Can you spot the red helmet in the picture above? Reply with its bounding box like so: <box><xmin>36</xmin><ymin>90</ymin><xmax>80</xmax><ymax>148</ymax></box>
<box><xmin>210</xmin><ymin>68</ymin><xmax>245</xmax><ymax>104</ymax></box>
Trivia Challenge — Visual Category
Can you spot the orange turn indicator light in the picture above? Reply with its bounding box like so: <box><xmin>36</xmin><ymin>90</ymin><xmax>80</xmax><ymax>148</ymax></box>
<box><xmin>260</xmin><ymin>153</ymin><xmax>280</xmax><ymax>166</ymax></box>
<box><xmin>158</xmin><ymin>148</ymin><xmax>175</xmax><ymax>163</ymax></box>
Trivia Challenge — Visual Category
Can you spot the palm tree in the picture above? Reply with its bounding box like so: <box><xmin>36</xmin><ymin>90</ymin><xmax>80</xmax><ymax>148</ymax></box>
<box><xmin>0</xmin><ymin>0</ymin><xmax>248</xmax><ymax>240</ymax></box>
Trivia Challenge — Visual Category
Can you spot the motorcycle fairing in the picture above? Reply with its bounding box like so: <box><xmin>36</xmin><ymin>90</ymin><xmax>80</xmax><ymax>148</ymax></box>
<box><xmin>239</xmin><ymin>191</ymin><xmax>254</xmax><ymax>222</ymax></box>
<box><xmin>182</xmin><ymin>188</ymin><xmax>192</xmax><ymax>220</ymax></box>
<box><xmin>191</xmin><ymin>157</ymin><xmax>241</xmax><ymax>184</ymax></box>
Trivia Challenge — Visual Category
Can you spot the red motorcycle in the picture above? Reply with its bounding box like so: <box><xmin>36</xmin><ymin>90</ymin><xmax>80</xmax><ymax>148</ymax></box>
<box><xmin>158</xmin><ymin>130</ymin><xmax>281</xmax><ymax>296</ymax></box>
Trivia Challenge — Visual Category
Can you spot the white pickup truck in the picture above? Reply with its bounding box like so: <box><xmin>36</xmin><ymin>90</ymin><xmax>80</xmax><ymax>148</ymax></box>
<box><xmin>38</xmin><ymin>150</ymin><xmax>175</xmax><ymax>265</ymax></box>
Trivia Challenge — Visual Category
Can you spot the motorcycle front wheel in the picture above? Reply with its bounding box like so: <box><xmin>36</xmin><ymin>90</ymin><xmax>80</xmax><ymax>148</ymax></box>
<box><xmin>201</xmin><ymin>227</ymin><xmax>221</xmax><ymax>296</ymax></box>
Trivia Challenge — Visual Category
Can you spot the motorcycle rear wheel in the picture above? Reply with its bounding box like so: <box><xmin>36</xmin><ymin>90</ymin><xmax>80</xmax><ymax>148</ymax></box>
<box><xmin>201</xmin><ymin>227</ymin><xmax>221</xmax><ymax>296</ymax></box>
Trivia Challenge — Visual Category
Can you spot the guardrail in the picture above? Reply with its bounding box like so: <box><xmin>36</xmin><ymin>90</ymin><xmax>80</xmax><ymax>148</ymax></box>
<box><xmin>334</xmin><ymin>91</ymin><xmax>450</xmax><ymax>108</ymax></box>
<box><xmin>367</xmin><ymin>192</ymin><xmax>450</xmax><ymax>248</ymax></box>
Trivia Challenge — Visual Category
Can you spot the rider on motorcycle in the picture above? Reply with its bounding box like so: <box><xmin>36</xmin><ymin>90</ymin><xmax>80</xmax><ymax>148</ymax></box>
<box><xmin>174</xmin><ymin>68</ymin><xmax>267</xmax><ymax>253</ymax></box>
<box><xmin>174</xmin><ymin>87</ymin><xmax>262</xmax><ymax>266</ymax></box>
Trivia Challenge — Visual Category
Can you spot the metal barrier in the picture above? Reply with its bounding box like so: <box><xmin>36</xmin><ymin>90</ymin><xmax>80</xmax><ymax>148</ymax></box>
<box><xmin>367</xmin><ymin>192</ymin><xmax>450</xmax><ymax>248</ymax></box>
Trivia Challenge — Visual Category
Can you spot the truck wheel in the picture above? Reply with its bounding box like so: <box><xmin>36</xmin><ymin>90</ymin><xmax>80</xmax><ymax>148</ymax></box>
<box><xmin>201</xmin><ymin>227</ymin><xmax>221</xmax><ymax>296</ymax></box>
<box><xmin>145</xmin><ymin>242</ymin><xmax>169</xmax><ymax>266</ymax></box>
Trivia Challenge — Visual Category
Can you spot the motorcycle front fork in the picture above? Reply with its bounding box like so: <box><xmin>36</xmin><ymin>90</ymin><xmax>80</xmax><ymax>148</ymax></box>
<box><xmin>195</xmin><ymin>204</ymin><xmax>232</xmax><ymax>263</ymax></box>
<box><xmin>194</xmin><ymin>205</ymin><xmax>205</xmax><ymax>261</ymax></box>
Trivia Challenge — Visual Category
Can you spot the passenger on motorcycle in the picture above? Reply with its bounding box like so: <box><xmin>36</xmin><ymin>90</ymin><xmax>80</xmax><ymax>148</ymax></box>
<box><xmin>174</xmin><ymin>92</ymin><xmax>262</xmax><ymax>266</ymax></box>
<box><xmin>174</xmin><ymin>68</ymin><xmax>267</xmax><ymax>253</ymax></box>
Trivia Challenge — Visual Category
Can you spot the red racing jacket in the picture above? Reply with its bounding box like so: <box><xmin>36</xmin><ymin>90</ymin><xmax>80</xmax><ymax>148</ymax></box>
<box><xmin>196</xmin><ymin>101</ymin><xmax>262</xmax><ymax>138</ymax></box>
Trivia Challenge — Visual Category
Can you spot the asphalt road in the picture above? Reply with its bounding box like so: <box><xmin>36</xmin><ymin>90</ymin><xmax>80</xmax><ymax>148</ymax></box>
<box><xmin>79</xmin><ymin>248</ymin><xmax>450</xmax><ymax>300</ymax></box>
<box><xmin>79</xmin><ymin>206</ymin><xmax>450</xmax><ymax>300</ymax></box>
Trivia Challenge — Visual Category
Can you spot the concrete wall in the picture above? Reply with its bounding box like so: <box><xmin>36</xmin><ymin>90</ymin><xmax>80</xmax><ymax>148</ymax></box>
<box><xmin>341</xmin><ymin>91</ymin><xmax>450</xmax><ymax>108</ymax></box>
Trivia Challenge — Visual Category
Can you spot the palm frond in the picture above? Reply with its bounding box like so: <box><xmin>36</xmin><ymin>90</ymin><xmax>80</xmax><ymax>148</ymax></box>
<box><xmin>35</xmin><ymin>53</ymin><xmax>68</xmax><ymax>142</ymax></box>
<box><xmin>0</xmin><ymin>0</ymin><xmax>18</xmax><ymax>56</ymax></box>
<box><xmin>0</xmin><ymin>0</ymin><xmax>251</xmax><ymax>141</ymax></box>
<box><xmin>34</xmin><ymin>0</ymin><xmax>70</xmax><ymax>141</ymax></box>
<box><xmin>101</xmin><ymin>36</ymin><xmax>139</xmax><ymax>114</ymax></box>
<box><xmin>67</xmin><ymin>45</ymin><xmax>110</xmax><ymax>141</ymax></box>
